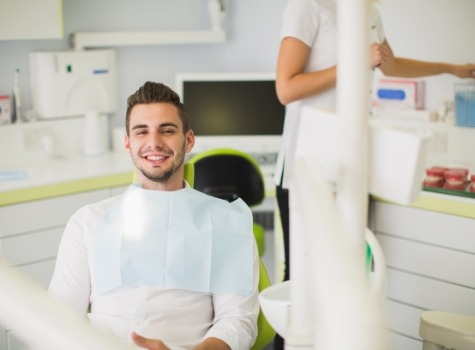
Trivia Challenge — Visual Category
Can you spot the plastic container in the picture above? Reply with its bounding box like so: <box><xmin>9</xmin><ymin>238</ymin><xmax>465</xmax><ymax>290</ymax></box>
<box><xmin>455</xmin><ymin>83</ymin><xmax>475</xmax><ymax>127</ymax></box>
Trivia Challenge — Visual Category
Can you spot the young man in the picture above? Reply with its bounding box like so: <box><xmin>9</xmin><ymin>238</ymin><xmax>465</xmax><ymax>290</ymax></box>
<box><xmin>49</xmin><ymin>81</ymin><xmax>259</xmax><ymax>350</ymax></box>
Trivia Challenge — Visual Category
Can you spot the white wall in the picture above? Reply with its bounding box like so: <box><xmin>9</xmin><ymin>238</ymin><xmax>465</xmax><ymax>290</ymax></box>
<box><xmin>376</xmin><ymin>0</ymin><xmax>475</xmax><ymax>111</ymax></box>
<box><xmin>0</xmin><ymin>0</ymin><xmax>287</xmax><ymax>127</ymax></box>
<box><xmin>0</xmin><ymin>0</ymin><xmax>474</xmax><ymax>127</ymax></box>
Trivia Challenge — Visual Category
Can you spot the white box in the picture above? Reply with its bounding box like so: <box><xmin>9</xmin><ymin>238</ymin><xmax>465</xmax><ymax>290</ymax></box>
<box><xmin>372</xmin><ymin>78</ymin><xmax>425</xmax><ymax>112</ymax></box>
<box><xmin>0</xmin><ymin>95</ymin><xmax>11</xmax><ymax>125</ymax></box>
<box><xmin>295</xmin><ymin>106</ymin><xmax>430</xmax><ymax>204</ymax></box>
<box><xmin>29</xmin><ymin>50</ymin><xmax>117</xmax><ymax>119</ymax></box>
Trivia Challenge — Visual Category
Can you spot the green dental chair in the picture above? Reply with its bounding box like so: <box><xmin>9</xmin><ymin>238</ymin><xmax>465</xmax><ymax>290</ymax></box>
<box><xmin>185</xmin><ymin>148</ymin><xmax>267</xmax><ymax>257</ymax></box>
<box><xmin>184</xmin><ymin>148</ymin><xmax>276</xmax><ymax>350</ymax></box>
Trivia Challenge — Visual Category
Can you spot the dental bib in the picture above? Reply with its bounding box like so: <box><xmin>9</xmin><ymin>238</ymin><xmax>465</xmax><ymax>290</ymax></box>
<box><xmin>93</xmin><ymin>184</ymin><xmax>254</xmax><ymax>296</ymax></box>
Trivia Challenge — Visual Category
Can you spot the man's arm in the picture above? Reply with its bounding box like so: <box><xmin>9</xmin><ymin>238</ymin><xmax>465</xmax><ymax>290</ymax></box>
<box><xmin>203</xmin><ymin>240</ymin><xmax>260</xmax><ymax>350</ymax></box>
<box><xmin>131</xmin><ymin>242</ymin><xmax>260</xmax><ymax>350</ymax></box>
<box><xmin>48</xmin><ymin>206</ymin><xmax>91</xmax><ymax>313</ymax></box>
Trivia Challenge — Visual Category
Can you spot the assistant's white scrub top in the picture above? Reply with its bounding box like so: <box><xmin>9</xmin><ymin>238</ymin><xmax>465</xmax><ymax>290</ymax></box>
<box><xmin>274</xmin><ymin>0</ymin><xmax>385</xmax><ymax>189</ymax></box>
<box><xmin>48</xmin><ymin>186</ymin><xmax>259</xmax><ymax>350</ymax></box>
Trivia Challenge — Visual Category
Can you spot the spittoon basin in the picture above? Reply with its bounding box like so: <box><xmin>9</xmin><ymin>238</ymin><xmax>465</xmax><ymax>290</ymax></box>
<box><xmin>258</xmin><ymin>280</ymin><xmax>290</xmax><ymax>338</ymax></box>
<box><xmin>258</xmin><ymin>229</ymin><xmax>386</xmax><ymax>339</ymax></box>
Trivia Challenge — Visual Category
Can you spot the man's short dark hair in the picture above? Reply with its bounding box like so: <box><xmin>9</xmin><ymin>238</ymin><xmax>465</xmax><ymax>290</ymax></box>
<box><xmin>126</xmin><ymin>81</ymin><xmax>190</xmax><ymax>135</ymax></box>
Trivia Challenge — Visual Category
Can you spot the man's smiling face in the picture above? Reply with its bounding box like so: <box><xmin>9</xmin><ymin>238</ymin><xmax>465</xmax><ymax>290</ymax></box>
<box><xmin>125</xmin><ymin>102</ymin><xmax>194</xmax><ymax>191</ymax></box>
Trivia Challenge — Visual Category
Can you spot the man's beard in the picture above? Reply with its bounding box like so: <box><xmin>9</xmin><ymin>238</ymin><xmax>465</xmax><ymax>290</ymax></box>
<box><xmin>140</xmin><ymin>158</ymin><xmax>183</xmax><ymax>183</ymax></box>
<box><xmin>135</xmin><ymin>143</ymin><xmax>186</xmax><ymax>183</ymax></box>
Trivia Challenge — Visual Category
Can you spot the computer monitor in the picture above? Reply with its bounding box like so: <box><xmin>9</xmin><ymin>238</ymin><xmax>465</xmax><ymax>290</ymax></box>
<box><xmin>175</xmin><ymin>72</ymin><xmax>285</xmax><ymax>160</ymax></box>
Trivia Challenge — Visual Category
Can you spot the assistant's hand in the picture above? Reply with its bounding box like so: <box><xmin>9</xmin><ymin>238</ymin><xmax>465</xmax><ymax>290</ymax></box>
<box><xmin>370</xmin><ymin>41</ymin><xmax>396</xmax><ymax>71</ymax></box>
<box><xmin>131</xmin><ymin>332</ymin><xmax>170</xmax><ymax>350</ymax></box>
<box><xmin>452</xmin><ymin>63</ymin><xmax>475</xmax><ymax>79</ymax></box>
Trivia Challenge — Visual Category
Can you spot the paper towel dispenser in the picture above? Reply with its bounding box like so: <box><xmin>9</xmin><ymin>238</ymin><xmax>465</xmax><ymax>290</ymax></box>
<box><xmin>29</xmin><ymin>49</ymin><xmax>117</xmax><ymax>119</ymax></box>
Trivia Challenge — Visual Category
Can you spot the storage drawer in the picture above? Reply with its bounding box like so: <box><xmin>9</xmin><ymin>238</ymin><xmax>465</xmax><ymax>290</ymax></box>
<box><xmin>385</xmin><ymin>300</ymin><xmax>423</xmax><ymax>340</ymax></box>
<box><xmin>385</xmin><ymin>330</ymin><xmax>422</xmax><ymax>350</ymax></box>
<box><xmin>379</xmin><ymin>235</ymin><xmax>475</xmax><ymax>288</ymax></box>
<box><xmin>0</xmin><ymin>327</ymin><xmax>7</xmax><ymax>350</ymax></box>
<box><xmin>0</xmin><ymin>228</ymin><xmax>63</xmax><ymax>266</ymax></box>
<box><xmin>371</xmin><ymin>200</ymin><xmax>475</xmax><ymax>350</ymax></box>
<box><xmin>16</xmin><ymin>259</ymin><xmax>56</xmax><ymax>288</ymax></box>
<box><xmin>0</xmin><ymin>189</ymin><xmax>109</xmax><ymax>237</ymax></box>
<box><xmin>371</xmin><ymin>202</ymin><xmax>475</xmax><ymax>253</ymax></box>
<box><xmin>6</xmin><ymin>329</ymin><xmax>30</xmax><ymax>350</ymax></box>
<box><xmin>387</xmin><ymin>269</ymin><xmax>475</xmax><ymax>314</ymax></box>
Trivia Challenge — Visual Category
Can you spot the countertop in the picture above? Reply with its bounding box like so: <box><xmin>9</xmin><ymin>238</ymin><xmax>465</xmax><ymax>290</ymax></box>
<box><xmin>1</xmin><ymin>152</ymin><xmax>474</xmax><ymax>220</ymax></box>
<box><xmin>0</xmin><ymin>152</ymin><xmax>133</xmax><ymax>206</ymax></box>
<box><xmin>374</xmin><ymin>190</ymin><xmax>475</xmax><ymax>220</ymax></box>
<box><xmin>405</xmin><ymin>190</ymin><xmax>475</xmax><ymax>219</ymax></box>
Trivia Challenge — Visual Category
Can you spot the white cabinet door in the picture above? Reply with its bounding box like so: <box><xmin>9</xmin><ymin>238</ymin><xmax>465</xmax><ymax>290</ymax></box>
<box><xmin>0</xmin><ymin>0</ymin><xmax>63</xmax><ymax>40</ymax></box>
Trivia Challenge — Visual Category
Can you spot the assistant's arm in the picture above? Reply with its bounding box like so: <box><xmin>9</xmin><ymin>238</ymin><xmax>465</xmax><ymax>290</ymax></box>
<box><xmin>371</xmin><ymin>39</ymin><xmax>475</xmax><ymax>78</ymax></box>
<box><xmin>276</xmin><ymin>36</ymin><xmax>337</xmax><ymax>105</ymax></box>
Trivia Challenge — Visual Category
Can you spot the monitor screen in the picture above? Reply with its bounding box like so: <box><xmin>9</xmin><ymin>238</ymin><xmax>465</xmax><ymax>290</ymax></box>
<box><xmin>175</xmin><ymin>73</ymin><xmax>285</xmax><ymax>137</ymax></box>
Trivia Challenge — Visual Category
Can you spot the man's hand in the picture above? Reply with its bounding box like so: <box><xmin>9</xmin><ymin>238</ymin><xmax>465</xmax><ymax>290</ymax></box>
<box><xmin>131</xmin><ymin>332</ymin><xmax>230</xmax><ymax>350</ymax></box>
<box><xmin>131</xmin><ymin>332</ymin><xmax>170</xmax><ymax>350</ymax></box>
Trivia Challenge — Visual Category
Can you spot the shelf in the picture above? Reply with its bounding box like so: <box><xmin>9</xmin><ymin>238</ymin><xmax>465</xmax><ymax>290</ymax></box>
<box><xmin>70</xmin><ymin>29</ymin><xmax>226</xmax><ymax>50</ymax></box>
<box><xmin>0</xmin><ymin>0</ymin><xmax>63</xmax><ymax>41</ymax></box>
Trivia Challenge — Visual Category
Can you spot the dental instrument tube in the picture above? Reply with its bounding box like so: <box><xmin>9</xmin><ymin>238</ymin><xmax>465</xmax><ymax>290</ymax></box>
<box><xmin>287</xmin><ymin>183</ymin><xmax>315</xmax><ymax>348</ymax></box>
<box><xmin>333</xmin><ymin>2</ymin><xmax>387</xmax><ymax>349</ymax></box>
<box><xmin>0</xmin><ymin>261</ymin><xmax>130</xmax><ymax>350</ymax></box>
<box><xmin>288</xmin><ymin>159</ymin><xmax>387</xmax><ymax>350</ymax></box>
<box><xmin>335</xmin><ymin>0</ymin><xmax>370</xmax><ymax>255</ymax></box>
<box><xmin>11</xmin><ymin>69</ymin><xmax>21</xmax><ymax>123</ymax></box>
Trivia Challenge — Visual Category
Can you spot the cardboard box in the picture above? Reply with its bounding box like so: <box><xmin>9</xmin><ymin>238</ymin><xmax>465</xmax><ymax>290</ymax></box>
<box><xmin>0</xmin><ymin>96</ymin><xmax>11</xmax><ymax>125</ymax></box>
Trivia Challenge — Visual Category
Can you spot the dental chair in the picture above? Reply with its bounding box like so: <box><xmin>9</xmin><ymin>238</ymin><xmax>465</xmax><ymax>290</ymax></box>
<box><xmin>184</xmin><ymin>148</ymin><xmax>276</xmax><ymax>350</ymax></box>
<box><xmin>185</xmin><ymin>148</ymin><xmax>267</xmax><ymax>257</ymax></box>
<box><xmin>419</xmin><ymin>311</ymin><xmax>475</xmax><ymax>350</ymax></box>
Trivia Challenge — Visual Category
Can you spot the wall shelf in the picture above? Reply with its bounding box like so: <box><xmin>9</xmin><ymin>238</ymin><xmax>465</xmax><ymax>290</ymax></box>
<box><xmin>0</xmin><ymin>0</ymin><xmax>63</xmax><ymax>41</ymax></box>
<box><xmin>70</xmin><ymin>29</ymin><xmax>226</xmax><ymax>50</ymax></box>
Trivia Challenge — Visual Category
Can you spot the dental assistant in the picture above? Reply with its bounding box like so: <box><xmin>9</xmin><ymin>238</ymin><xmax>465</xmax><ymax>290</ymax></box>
<box><xmin>49</xmin><ymin>82</ymin><xmax>260</xmax><ymax>350</ymax></box>
<box><xmin>273</xmin><ymin>0</ymin><xmax>475</xmax><ymax>340</ymax></box>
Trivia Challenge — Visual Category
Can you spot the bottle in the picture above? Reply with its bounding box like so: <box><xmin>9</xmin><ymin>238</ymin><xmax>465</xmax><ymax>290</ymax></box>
<box><xmin>208</xmin><ymin>0</ymin><xmax>225</xmax><ymax>31</ymax></box>
<box><xmin>83</xmin><ymin>111</ymin><xmax>105</xmax><ymax>156</ymax></box>
<box><xmin>11</xmin><ymin>69</ymin><xmax>21</xmax><ymax>123</ymax></box>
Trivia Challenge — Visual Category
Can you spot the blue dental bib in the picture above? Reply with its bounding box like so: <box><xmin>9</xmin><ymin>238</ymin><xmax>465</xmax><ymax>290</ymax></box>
<box><xmin>93</xmin><ymin>185</ymin><xmax>254</xmax><ymax>296</ymax></box>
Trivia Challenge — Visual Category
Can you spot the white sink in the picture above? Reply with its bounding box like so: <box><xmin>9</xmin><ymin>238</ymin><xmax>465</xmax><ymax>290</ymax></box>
<box><xmin>258</xmin><ymin>229</ymin><xmax>387</xmax><ymax>339</ymax></box>
<box><xmin>259</xmin><ymin>280</ymin><xmax>291</xmax><ymax>338</ymax></box>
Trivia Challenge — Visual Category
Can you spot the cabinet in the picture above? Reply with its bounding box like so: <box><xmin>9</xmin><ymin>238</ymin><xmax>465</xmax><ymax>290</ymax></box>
<box><xmin>0</xmin><ymin>185</ymin><xmax>127</xmax><ymax>350</ymax></box>
<box><xmin>0</xmin><ymin>0</ymin><xmax>63</xmax><ymax>41</ymax></box>
<box><xmin>369</xmin><ymin>200</ymin><xmax>475</xmax><ymax>350</ymax></box>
